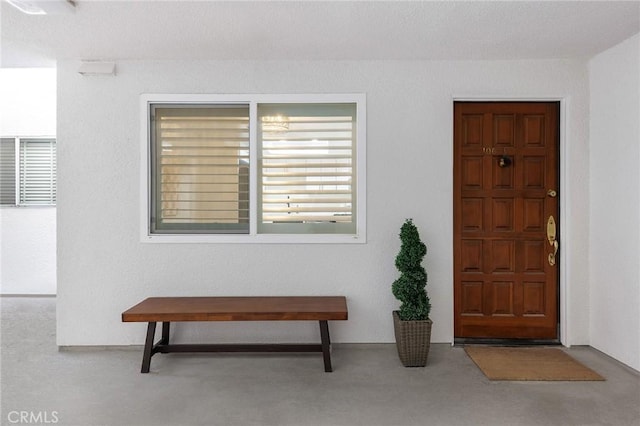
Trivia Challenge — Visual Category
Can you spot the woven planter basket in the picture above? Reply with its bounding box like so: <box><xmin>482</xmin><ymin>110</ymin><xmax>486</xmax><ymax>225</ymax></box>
<box><xmin>393</xmin><ymin>311</ymin><xmax>433</xmax><ymax>367</ymax></box>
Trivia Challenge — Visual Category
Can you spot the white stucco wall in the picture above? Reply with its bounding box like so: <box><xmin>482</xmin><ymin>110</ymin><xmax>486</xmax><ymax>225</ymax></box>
<box><xmin>589</xmin><ymin>34</ymin><xmax>640</xmax><ymax>371</ymax></box>
<box><xmin>0</xmin><ymin>68</ymin><xmax>56</xmax><ymax>295</ymax></box>
<box><xmin>56</xmin><ymin>59</ymin><xmax>590</xmax><ymax>348</ymax></box>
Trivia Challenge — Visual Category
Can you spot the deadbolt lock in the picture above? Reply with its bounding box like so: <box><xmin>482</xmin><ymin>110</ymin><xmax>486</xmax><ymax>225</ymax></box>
<box><xmin>547</xmin><ymin>189</ymin><xmax>557</xmax><ymax>198</ymax></box>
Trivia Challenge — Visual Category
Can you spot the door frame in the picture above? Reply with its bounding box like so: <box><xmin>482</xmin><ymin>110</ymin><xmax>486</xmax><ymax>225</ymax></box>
<box><xmin>452</xmin><ymin>96</ymin><xmax>571</xmax><ymax>347</ymax></box>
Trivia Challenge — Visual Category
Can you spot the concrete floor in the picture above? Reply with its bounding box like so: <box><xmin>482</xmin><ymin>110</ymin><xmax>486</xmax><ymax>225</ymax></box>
<box><xmin>1</xmin><ymin>297</ymin><xmax>638</xmax><ymax>426</ymax></box>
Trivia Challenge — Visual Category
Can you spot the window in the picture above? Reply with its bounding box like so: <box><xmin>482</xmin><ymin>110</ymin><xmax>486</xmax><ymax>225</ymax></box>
<box><xmin>142</xmin><ymin>94</ymin><xmax>366</xmax><ymax>243</ymax></box>
<box><xmin>151</xmin><ymin>105</ymin><xmax>250</xmax><ymax>234</ymax></box>
<box><xmin>0</xmin><ymin>137</ymin><xmax>56</xmax><ymax>206</ymax></box>
<box><xmin>258</xmin><ymin>103</ymin><xmax>356</xmax><ymax>235</ymax></box>
<box><xmin>0</xmin><ymin>138</ymin><xmax>16</xmax><ymax>205</ymax></box>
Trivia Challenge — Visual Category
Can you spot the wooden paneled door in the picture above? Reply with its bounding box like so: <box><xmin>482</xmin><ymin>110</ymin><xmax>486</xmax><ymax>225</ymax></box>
<box><xmin>454</xmin><ymin>102</ymin><xmax>559</xmax><ymax>340</ymax></box>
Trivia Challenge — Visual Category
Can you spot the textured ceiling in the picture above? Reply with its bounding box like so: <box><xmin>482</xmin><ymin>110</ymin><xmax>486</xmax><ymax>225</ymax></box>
<box><xmin>2</xmin><ymin>0</ymin><xmax>639</xmax><ymax>67</ymax></box>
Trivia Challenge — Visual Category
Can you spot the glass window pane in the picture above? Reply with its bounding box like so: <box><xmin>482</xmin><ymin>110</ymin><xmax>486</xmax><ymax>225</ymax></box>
<box><xmin>0</xmin><ymin>138</ymin><xmax>16</xmax><ymax>205</ymax></box>
<box><xmin>151</xmin><ymin>105</ymin><xmax>250</xmax><ymax>234</ymax></box>
<box><xmin>19</xmin><ymin>139</ymin><xmax>56</xmax><ymax>205</ymax></box>
<box><xmin>258</xmin><ymin>103</ymin><xmax>356</xmax><ymax>234</ymax></box>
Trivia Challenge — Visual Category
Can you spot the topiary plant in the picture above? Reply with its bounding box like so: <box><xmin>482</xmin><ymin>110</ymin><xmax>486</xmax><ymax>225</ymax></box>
<box><xmin>392</xmin><ymin>219</ymin><xmax>431</xmax><ymax>321</ymax></box>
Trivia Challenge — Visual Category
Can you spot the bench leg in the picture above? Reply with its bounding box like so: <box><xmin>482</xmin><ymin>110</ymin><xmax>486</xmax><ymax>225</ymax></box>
<box><xmin>319</xmin><ymin>320</ymin><xmax>332</xmax><ymax>372</ymax></box>
<box><xmin>161</xmin><ymin>321</ymin><xmax>170</xmax><ymax>345</ymax></box>
<box><xmin>141</xmin><ymin>322</ymin><xmax>157</xmax><ymax>373</ymax></box>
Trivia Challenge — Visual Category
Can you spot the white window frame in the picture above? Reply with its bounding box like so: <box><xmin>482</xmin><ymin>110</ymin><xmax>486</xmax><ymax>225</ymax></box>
<box><xmin>0</xmin><ymin>136</ymin><xmax>56</xmax><ymax>207</ymax></box>
<box><xmin>140</xmin><ymin>94</ymin><xmax>366</xmax><ymax>244</ymax></box>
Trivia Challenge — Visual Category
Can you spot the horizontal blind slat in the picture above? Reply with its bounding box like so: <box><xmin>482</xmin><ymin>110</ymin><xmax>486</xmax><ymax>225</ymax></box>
<box><xmin>263</xmin><ymin>189</ymin><xmax>351</xmax><ymax>195</ymax></box>
<box><xmin>264</xmin><ymin>215</ymin><xmax>352</xmax><ymax>223</ymax></box>
<box><xmin>263</xmin><ymin>197</ymin><xmax>351</xmax><ymax>204</ymax></box>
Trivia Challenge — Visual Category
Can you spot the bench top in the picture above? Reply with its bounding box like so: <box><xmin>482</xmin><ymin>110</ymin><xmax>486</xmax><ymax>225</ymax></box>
<box><xmin>122</xmin><ymin>296</ymin><xmax>348</xmax><ymax>322</ymax></box>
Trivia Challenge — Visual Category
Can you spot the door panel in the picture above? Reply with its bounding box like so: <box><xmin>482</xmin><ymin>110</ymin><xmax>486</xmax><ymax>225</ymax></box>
<box><xmin>454</xmin><ymin>102</ymin><xmax>559</xmax><ymax>340</ymax></box>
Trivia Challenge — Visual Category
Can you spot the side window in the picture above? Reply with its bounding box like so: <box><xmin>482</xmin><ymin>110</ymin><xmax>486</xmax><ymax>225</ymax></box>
<box><xmin>0</xmin><ymin>138</ymin><xmax>16</xmax><ymax>205</ymax></box>
<box><xmin>0</xmin><ymin>137</ymin><xmax>56</xmax><ymax>206</ymax></box>
<box><xmin>19</xmin><ymin>139</ymin><xmax>57</xmax><ymax>205</ymax></box>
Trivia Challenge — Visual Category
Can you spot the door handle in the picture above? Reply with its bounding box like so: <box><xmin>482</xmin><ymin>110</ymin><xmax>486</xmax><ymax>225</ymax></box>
<box><xmin>547</xmin><ymin>215</ymin><xmax>558</xmax><ymax>266</ymax></box>
<box><xmin>548</xmin><ymin>240</ymin><xmax>559</xmax><ymax>266</ymax></box>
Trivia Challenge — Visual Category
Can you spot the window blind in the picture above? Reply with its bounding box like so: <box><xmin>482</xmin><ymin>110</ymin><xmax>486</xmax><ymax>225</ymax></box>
<box><xmin>151</xmin><ymin>105</ymin><xmax>250</xmax><ymax>233</ymax></box>
<box><xmin>19</xmin><ymin>139</ymin><xmax>56</xmax><ymax>205</ymax></box>
<box><xmin>0</xmin><ymin>138</ymin><xmax>16</xmax><ymax>205</ymax></box>
<box><xmin>258</xmin><ymin>103</ymin><xmax>356</xmax><ymax>234</ymax></box>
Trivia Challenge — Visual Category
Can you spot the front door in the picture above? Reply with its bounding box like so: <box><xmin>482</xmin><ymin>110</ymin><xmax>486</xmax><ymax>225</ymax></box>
<box><xmin>453</xmin><ymin>102</ymin><xmax>559</xmax><ymax>340</ymax></box>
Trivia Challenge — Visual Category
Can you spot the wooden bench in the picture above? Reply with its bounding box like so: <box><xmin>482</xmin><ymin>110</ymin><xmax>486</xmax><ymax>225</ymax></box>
<box><xmin>121</xmin><ymin>296</ymin><xmax>348</xmax><ymax>373</ymax></box>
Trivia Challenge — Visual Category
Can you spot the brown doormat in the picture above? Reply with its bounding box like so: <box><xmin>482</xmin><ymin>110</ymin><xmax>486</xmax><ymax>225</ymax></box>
<box><xmin>465</xmin><ymin>346</ymin><xmax>605</xmax><ymax>381</ymax></box>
